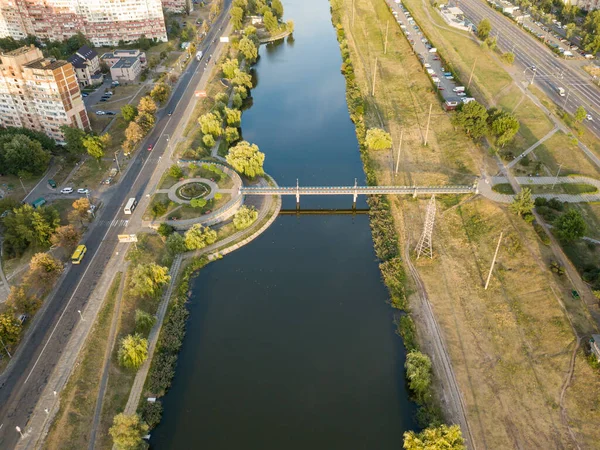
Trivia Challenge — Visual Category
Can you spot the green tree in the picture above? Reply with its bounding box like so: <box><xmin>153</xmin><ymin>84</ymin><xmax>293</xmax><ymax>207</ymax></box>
<box><xmin>83</xmin><ymin>134</ymin><xmax>110</xmax><ymax>162</ymax></box>
<box><xmin>239</xmin><ymin>36</ymin><xmax>258</xmax><ymax>63</ymax></box>
<box><xmin>231</xmin><ymin>6</ymin><xmax>244</xmax><ymax>30</ymax></box>
<box><xmin>233</xmin><ymin>205</ymin><xmax>258</xmax><ymax>230</ymax></box>
<box><xmin>121</xmin><ymin>104</ymin><xmax>138</xmax><ymax>122</ymax></box>
<box><xmin>135</xmin><ymin>112</ymin><xmax>155</xmax><ymax>133</ymax></box>
<box><xmin>0</xmin><ymin>313</ymin><xmax>21</xmax><ymax>345</ymax></box>
<box><xmin>135</xmin><ymin>309</ymin><xmax>156</xmax><ymax>335</ymax></box>
<box><xmin>225</xmin><ymin>126</ymin><xmax>240</xmax><ymax>143</ymax></box>
<box><xmin>2</xmin><ymin>134</ymin><xmax>51</xmax><ymax>175</ymax></box>
<box><xmin>215</xmin><ymin>92</ymin><xmax>229</xmax><ymax>104</ymax></box>
<box><xmin>405</xmin><ymin>350</ymin><xmax>432</xmax><ymax>403</ymax></box>
<box><xmin>554</xmin><ymin>209</ymin><xmax>586</xmax><ymax>242</ymax></box>
<box><xmin>150</xmin><ymin>83</ymin><xmax>171</xmax><ymax>104</ymax></box>
<box><xmin>203</xmin><ymin>134</ymin><xmax>216</xmax><ymax>148</ymax></box>
<box><xmin>477</xmin><ymin>18</ymin><xmax>491</xmax><ymax>40</ymax></box>
<box><xmin>166</xmin><ymin>232</ymin><xmax>187</xmax><ymax>255</ymax></box>
<box><xmin>130</xmin><ymin>263</ymin><xmax>171</xmax><ymax>297</ymax></box>
<box><xmin>3</xmin><ymin>204</ymin><xmax>60</xmax><ymax>255</ymax></box>
<box><xmin>198</xmin><ymin>112</ymin><xmax>223</xmax><ymax>137</ymax></box>
<box><xmin>489</xmin><ymin>110</ymin><xmax>519</xmax><ymax>147</ymax></box>
<box><xmin>51</xmin><ymin>224</ymin><xmax>81</xmax><ymax>250</ymax></box>
<box><xmin>190</xmin><ymin>197</ymin><xmax>207</xmax><ymax>208</ymax></box>
<box><xmin>244</xmin><ymin>25</ymin><xmax>257</xmax><ymax>36</ymax></box>
<box><xmin>271</xmin><ymin>0</ymin><xmax>284</xmax><ymax>17</ymax></box>
<box><xmin>221</xmin><ymin>58</ymin><xmax>239</xmax><ymax>79</ymax></box>
<box><xmin>226</xmin><ymin>140</ymin><xmax>265</xmax><ymax>178</ymax></box>
<box><xmin>565</xmin><ymin>23</ymin><xmax>576</xmax><ymax>38</ymax></box>
<box><xmin>235</xmin><ymin>85</ymin><xmax>248</xmax><ymax>99</ymax></box>
<box><xmin>452</xmin><ymin>102</ymin><xmax>489</xmax><ymax>139</ymax></box>
<box><xmin>403</xmin><ymin>424</ymin><xmax>465</xmax><ymax>450</ymax></box>
<box><xmin>157</xmin><ymin>223</ymin><xmax>174</xmax><ymax>238</ymax></box>
<box><xmin>109</xmin><ymin>413</ymin><xmax>149</xmax><ymax>450</ymax></box>
<box><xmin>509</xmin><ymin>188</ymin><xmax>534</xmax><ymax>217</ymax></box>
<box><xmin>574</xmin><ymin>106</ymin><xmax>587</xmax><ymax>123</ymax></box>
<box><xmin>224</xmin><ymin>107</ymin><xmax>242</xmax><ymax>126</ymax></box>
<box><xmin>263</xmin><ymin>10</ymin><xmax>279</xmax><ymax>33</ymax></box>
<box><xmin>232</xmin><ymin>93</ymin><xmax>243</xmax><ymax>109</ymax></box>
<box><xmin>118</xmin><ymin>334</ymin><xmax>148</xmax><ymax>370</ymax></box>
<box><xmin>137</xmin><ymin>96</ymin><xmax>157</xmax><ymax>116</ymax></box>
<box><xmin>501</xmin><ymin>52</ymin><xmax>515</xmax><ymax>65</ymax></box>
<box><xmin>286</xmin><ymin>20</ymin><xmax>295</xmax><ymax>33</ymax></box>
<box><xmin>232</xmin><ymin>69</ymin><xmax>253</xmax><ymax>88</ymax></box>
<box><xmin>484</xmin><ymin>36</ymin><xmax>497</xmax><ymax>51</ymax></box>
<box><xmin>365</xmin><ymin>128</ymin><xmax>392</xmax><ymax>150</ymax></box>
<box><xmin>184</xmin><ymin>224</ymin><xmax>217</xmax><ymax>250</ymax></box>
<box><xmin>168</xmin><ymin>164</ymin><xmax>183</xmax><ymax>179</ymax></box>
<box><xmin>60</xmin><ymin>125</ymin><xmax>87</xmax><ymax>156</ymax></box>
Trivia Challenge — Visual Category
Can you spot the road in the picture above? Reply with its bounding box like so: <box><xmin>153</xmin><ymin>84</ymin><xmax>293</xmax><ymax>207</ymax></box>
<box><xmin>457</xmin><ymin>0</ymin><xmax>600</xmax><ymax>136</ymax></box>
<box><xmin>0</xmin><ymin>2</ymin><xmax>231</xmax><ymax>448</ymax></box>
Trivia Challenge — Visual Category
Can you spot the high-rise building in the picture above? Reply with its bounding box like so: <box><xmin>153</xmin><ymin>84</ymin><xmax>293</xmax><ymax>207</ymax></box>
<box><xmin>0</xmin><ymin>0</ymin><xmax>168</xmax><ymax>47</ymax></box>
<box><xmin>0</xmin><ymin>45</ymin><xmax>89</xmax><ymax>143</ymax></box>
<box><xmin>162</xmin><ymin>0</ymin><xmax>192</xmax><ymax>13</ymax></box>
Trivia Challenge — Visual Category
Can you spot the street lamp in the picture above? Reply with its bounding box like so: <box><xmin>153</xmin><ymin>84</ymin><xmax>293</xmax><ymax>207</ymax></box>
<box><xmin>524</xmin><ymin>66</ymin><xmax>537</xmax><ymax>85</ymax></box>
<box><xmin>77</xmin><ymin>310</ymin><xmax>84</xmax><ymax>321</ymax></box>
<box><xmin>16</xmin><ymin>426</ymin><xmax>24</xmax><ymax>439</ymax></box>
<box><xmin>19</xmin><ymin>177</ymin><xmax>26</xmax><ymax>194</ymax></box>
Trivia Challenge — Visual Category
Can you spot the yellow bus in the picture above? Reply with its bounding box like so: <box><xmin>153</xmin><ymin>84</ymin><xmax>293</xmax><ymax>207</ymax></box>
<box><xmin>71</xmin><ymin>244</ymin><xmax>87</xmax><ymax>264</ymax></box>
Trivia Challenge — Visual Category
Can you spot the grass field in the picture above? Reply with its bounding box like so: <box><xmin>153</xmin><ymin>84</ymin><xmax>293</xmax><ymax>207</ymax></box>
<box><xmin>334</xmin><ymin>0</ymin><xmax>600</xmax><ymax>447</ymax></box>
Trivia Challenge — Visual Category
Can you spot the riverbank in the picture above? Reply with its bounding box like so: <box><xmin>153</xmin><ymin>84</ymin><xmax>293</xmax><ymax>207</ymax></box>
<box><xmin>331</xmin><ymin>0</ymin><xmax>600</xmax><ymax>447</ymax></box>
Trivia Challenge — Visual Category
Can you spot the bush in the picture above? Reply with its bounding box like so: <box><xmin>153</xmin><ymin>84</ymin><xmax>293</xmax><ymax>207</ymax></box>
<box><xmin>168</xmin><ymin>165</ymin><xmax>183</xmax><ymax>179</ymax></box>
<box><xmin>397</xmin><ymin>315</ymin><xmax>417</xmax><ymax>352</ymax></box>
<box><xmin>151</xmin><ymin>200</ymin><xmax>168</xmax><ymax>218</ymax></box>
<box><xmin>380</xmin><ymin>257</ymin><xmax>406</xmax><ymax>310</ymax></box>
<box><xmin>157</xmin><ymin>223</ymin><xmax>175</xmax><ymax>237</ymax></box>
<box><xmin>548</xmin><ymin>198</ymin><xmax>565</xmax><ymax>211</ymax></box>
<box><xmin>139</xmin><ymin>401</ymin><xmax>163</xmax><ymax>430</ymax></box>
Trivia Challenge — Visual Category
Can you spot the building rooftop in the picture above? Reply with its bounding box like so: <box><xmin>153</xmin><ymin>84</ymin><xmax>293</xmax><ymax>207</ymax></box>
<box><xmin>25</xmin><ymin>58</ymin><xmax>68</xmax><ymax>71</ymax></box>
<box><xmin>77</xmin><ymin>45</ymin><xmax>97</xmax><ymax>60</ymax></box>
<box><xmin>67</xmin><ymin>53</ymin><xmax>86</xmax><ymax>69</ymax></box>
<box><xmin>3</xmin><ymin>45</ymin><xmax>37</xmax><ymax>57</ymax></box>
<box><xmin>112</xmin><ymin>56</ymin><xmax>138</xmax><ymax>69</ymax></box>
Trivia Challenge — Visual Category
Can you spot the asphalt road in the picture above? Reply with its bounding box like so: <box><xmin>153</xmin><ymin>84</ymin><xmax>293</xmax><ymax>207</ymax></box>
<box><xmin>457</xmin><ymin>0</ymin><xmax>600</xmax><ymax>136</ymax></box>
<box><xmin>0</xmin><ymin>2</ymin><xmax>231</xmax><ymax>448</ymax></box>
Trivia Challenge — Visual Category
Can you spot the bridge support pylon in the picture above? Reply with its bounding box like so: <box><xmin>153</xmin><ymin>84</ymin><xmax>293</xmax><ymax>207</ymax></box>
<box><xmin>296</xmin><ymin>178</ymin><xmax>300</xmax><ymax>207</ymax></box>
<box><xmin>352</xmin><ymin>178</ymin><xmax>358</xmax><ymax>209</ymax></box>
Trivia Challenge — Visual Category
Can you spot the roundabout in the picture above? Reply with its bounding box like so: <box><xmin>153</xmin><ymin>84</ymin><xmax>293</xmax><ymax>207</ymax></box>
<box><xmin>166</xmin><ymin>178</ymin><xmax>219</xmax><ymax>204</ymax></box>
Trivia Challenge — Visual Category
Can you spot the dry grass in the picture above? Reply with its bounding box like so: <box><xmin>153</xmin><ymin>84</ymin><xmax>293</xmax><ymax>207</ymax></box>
<box><xmin>533</xmin><ymin>131</ymin><xmax>600</xmax><ymax>179</ymax></box>
<box><xmin>338</xmin><ymin>0</ymin><xmax>600</xmax><ymax>447</ymax></box>
<box><xmin>44</xmin><ymin>273</ymin><xmax>122</xmax><ymax>450</ymax></box>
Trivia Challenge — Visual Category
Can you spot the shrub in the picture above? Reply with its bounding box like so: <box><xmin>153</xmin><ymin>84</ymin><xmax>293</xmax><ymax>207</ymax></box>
<box><xmin>157</xmin><ymin>223</ymin><xmax>175</xmax><ymax>237</ymax></box>
<box><xmin>139</xmin><ymin>401</ymin><xmax>163</xmax><ymax>430</ymax></box>
<box><xmin>168</xmin><ymin>165</ymin><xmax>183</xmax><ymax>179</ymax></box>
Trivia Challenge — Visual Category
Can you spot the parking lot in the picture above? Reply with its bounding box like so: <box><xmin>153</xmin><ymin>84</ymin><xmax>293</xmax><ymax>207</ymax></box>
<box><xmin>388</xmin><ymin>0</ymin><xmax>473</xmax><ymax>107</ymax></box>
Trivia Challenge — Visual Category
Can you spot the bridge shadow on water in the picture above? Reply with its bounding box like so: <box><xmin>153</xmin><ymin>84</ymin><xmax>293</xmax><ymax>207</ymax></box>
<box><xmin>278</xmin><ymin>208</ymin><xmax>369</xmax><ymax>216</ymax></box>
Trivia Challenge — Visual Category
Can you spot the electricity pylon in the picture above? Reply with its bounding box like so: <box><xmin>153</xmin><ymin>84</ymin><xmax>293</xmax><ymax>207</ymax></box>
<box><xmin>415</xmin><ymin>195</ymin><xmax>436</xmax><ymax>259</ymax></box>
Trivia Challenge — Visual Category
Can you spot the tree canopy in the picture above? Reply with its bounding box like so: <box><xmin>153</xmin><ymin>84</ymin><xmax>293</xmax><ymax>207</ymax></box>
<box><xmin>271</xmin><ymin>0</ymin><xmax>284</xmax><ymax>18</ymax></box>
<box><xmin>199</xmin><ymin>112</ymin><xmax>223</xmax><ymax>138</ymax></box>
<box><xmin>29</xmin><ymin>252</ymin><xmax>63</xmax><ymax>284</ymax></box>
<box><xmin>489</xmin><ymin>109</ymin><xmax>519</xmax><ymax>147</ymax></box>
<box><xmin>224</xmin><ymin>107</ymin><xmax>242</xmax><ymax>126</ymax></box>
<box><xmin>3</xmin><ymin>204</ymin><xmax>60</xmax><ymax>256</ymax></box>
<box><xmin>231</xmin><ymin>6</ymin><xmax>245</xmax><ymax>30</ymax></box>
<box><xmin>405</xmin><ymin>350</ymin><xmax>432</xmax><ymax>404</ymax></box>
<box><xmin>150</xmin><ymin>83</ymin><xmax>171</xmax><ymax>104</ymax></box>
<box><xmin>0</xmin><ymin>313</ymin><xmax>21</xmax><ymax>345</ymax></box>
<box><xmin>509</xmin><ymin>188</ymin><xmax>534</xmax><ymax>217</ymax></box>
<box><xmin>222</xmin><ymin>58</ymin><xmax>239</xmax><ymax>79</ymax></box>
<box><xmin>232</xmin><ymin>69</ymin><xmax>253</xmax><ymax>88</ymax></box>
<box><xmin>263</xmin><ymin>10</ymin><xmax>279</xmax><ymax>33</ymax></box>
<box><xmin>452</xmin><ymin>102</ymin><xmax>488</xmax><ymax>139</ymax></box>
<box><xmin>83</xmin><ymin>134</ymin><xmax>110</xmax><ymax>161</ymax></box>
<box><xmin>121</xmin><ymin>104</ymin><xmax>138</xmax><ymax>122</ymax></box>
<box><xmin>403</xmin><ymin>424</ymin><xmax>465</xmax><ymax>450</ymax></box>
<box><xmin>554</xmin><ymin>209</ymin><xmax>586</xmax><ymax>242</ymax></box>
<box><xmin>109</xmin><ymin>413</ymin><xmax>149</xmax><ymax>450</ymax></box>
<box><xmin>233</xmin><ymin>205</ymin><xmax>258</xmax><ymax>230</ymax></box>
<box><xmin>477</xmin><ymin>18</ymin><xmax>491</xmax><ymax>40</ymax></box>
<box><xmin>184</xmin><ymin>224</ymin><xmax>217</xmax><ymax>250</ymax></box>
<box><xmin>118</xmin><ymin>334</ymin><xmax>149</xmax><ymax>370</ymax></box>
<box><xmin>125</xmin><ymin>121</ymin><xmax>145</xmax><ymax>144</ymax></box>
<box><xmin>0</xmin><ymin>134</ymin><xmax>51</xmax><ymax>176</ymax></box>
<box><xmin>574</xmin><ymin>106</ymin><xmax>587</xmax><ymax>123</ymax></box>
<box><xmin>226</xmin><ymin>140</ymin><xmax>265</xmax><ymax>178</ymax></box>
<box><xmin>138</xmin><ymin>96</ymin><xmax>157</xmax><ymax>116</ymax></box>
<box><xmin>365</xmin><ymin>128</ymin><xmax>393</xmax><ymax>150</ymax></box>
<box><xmin>239</xmin><ymin>36</ymin><xmax>258</xmax><ymax>63</ymax></box>
<box><xmin>60</xmin><ymin>126</ymin><xmax>87</xmax><ymax>157</ymax></box>
<box><xmin>130</xmin><ymin>263</ymin><xmax>170</xmax><ymax>298</ymax></box>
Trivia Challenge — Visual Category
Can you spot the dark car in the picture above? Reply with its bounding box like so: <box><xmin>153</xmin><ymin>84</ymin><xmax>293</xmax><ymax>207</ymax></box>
<box><xmin>168</xmin><ymin>110</ymin><xmax>173</xmax><ymax>116</ymax></box>
<box><xmin>48</xmin><ymin>179</ymin><xmax>57</xmax><ymax>189</ymax></box>
<box><xmin>106</xmin><ymin>111</ymin><xmax>116</xmax><ymax>116</ymax></box>
<box><xmin>99</xmin><ymin>98</ymin><xmax>107</xmax><ymax>102</ymax></box>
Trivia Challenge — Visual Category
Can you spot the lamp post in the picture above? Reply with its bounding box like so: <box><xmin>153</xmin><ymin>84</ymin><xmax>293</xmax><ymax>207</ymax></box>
<box><xmin>77</xmin><ymin>310</ymin><xmax>84</xmax><ymax>321</ymax></box>
<box><xmin>19</xmin><ymin>177</ymin><xmax>26</xmax><ymax>194</ymax></box>
<box><xmin>16</xmin><ymin>426</ymin><xmax>24</xmax><ymax>439</ymax></box>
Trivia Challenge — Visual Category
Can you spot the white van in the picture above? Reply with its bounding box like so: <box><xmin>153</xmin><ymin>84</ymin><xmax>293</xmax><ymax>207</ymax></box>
<box><xmin>124</xmin><ymin>197</ymin><xmax>137</xmax><ymax>214</ymax></box>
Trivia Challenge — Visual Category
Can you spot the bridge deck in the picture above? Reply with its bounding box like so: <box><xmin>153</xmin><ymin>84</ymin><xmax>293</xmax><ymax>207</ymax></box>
<box><xmin>240</xmin><ymin>185</ymin><xmax>476</xmax><ymax>195</ymax></box>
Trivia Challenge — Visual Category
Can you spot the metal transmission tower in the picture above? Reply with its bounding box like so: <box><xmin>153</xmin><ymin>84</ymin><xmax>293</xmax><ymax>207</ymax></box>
<box><xmin>415</xmin><ymin>195</ymin><xmax>436</xmax><ymax>259</ymax></box>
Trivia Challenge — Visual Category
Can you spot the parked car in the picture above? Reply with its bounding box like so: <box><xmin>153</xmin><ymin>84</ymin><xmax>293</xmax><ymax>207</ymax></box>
<box><xmin>18</xmin><ymin>314</ymin><xmax>28</xmax><ymax>324</ymax></box>
<box><xmin>106</xmin><ymin>111</ymin><xmax>116</xmax><ymax>116</ymax></box>
<box><xmin>456</xmin><ymin>92</ymin><xmax>467</xmax><ymax>97</ymax></box>
<box><xmin>48</xmin><ymin>179</ymin><xmax>57</xmax><ymax>189</ymax></box>
<box><xmin>99</xmin><ymin>98</ymin><xmax>107</xmax><ymax>102</ymax></box>
<box><xmin>77</xmin><ymin>188</ymin><xmax>89</xmax><ymax>194</ymax></box>
<box><xmin>81</xmin><ymin>92</ymin><xmax>89</xmax><ymax>97</ymax></box>
<box><xmin>61</xmin><ymin>187</ymin><xmax>74</xmax><ymax>194</ymax></box>
<box><xmin>96</xmin><ymin>110</ymin><xmax>106</xmax><ymax>115</ymax></box>
<box><xmin>586</xmin><ymin>114</ymin><xmax>594</xmax><ymax>121</ymax></box>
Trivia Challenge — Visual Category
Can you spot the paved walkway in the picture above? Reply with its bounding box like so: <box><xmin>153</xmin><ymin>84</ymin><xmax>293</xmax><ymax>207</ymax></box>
<box><xmin>156</xmin><ymin>178</ymin><xmax>219</xmax><ymax>203</ymax></box>
<box><xmin>506</xmin><ymin>126</ymin><xmax>558</xmax><ymax>169</ymax></box>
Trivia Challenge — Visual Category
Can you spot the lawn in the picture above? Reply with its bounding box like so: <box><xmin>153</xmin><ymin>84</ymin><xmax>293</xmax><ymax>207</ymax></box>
<box><xmin>88</xmin><ymin>113</ymin><xmax>113</xmax><ymax>134</ymax></box>
<box><xmin>492</xmin><ymin>183</ymin><xmax>515</xmax><ymax>194</ymax></box>
<box><xmin>521</xmin><ymin>183</ymin><xmax>598</xmax><ymax>195</ymax></box>
<box><xmin>68</xmin><ymin>159</ymin><xmax>111</xmax><ymax>191</ymax></box>
<box><xmin>533</xmin><ymin>131</ymin><xmax>600</xmax><ymax>179</ymax></box>
<box><xmin>93</xmin><ymin>84</ymin><xmax>148</xmax><ymax>112</ymax></box>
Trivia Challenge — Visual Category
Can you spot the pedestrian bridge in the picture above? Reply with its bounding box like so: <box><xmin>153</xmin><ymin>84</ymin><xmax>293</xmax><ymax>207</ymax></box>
<box><xmin>240</xmin><ymin>182</ymin><xmax>477</xmax><ymax>205</ymax></box>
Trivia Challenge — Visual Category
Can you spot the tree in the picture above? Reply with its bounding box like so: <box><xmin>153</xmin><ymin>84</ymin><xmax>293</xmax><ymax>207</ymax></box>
<box><xmin>554</xmin><ymin>209</ymin><xmax>586</xmax><ymax>242</ymax></box>
<box><xmin>203</xmin><ymin>134</ymin><xmax>216</xmax><ymax>148</ymax></box>
<box><xmin>575</xmin><ymin>106</ymin><xmax>587</xmax><ymax>123</ymax></box>
<box><xmin>232</xmin><ymin>93</ymin><xmax>243</xmax><ymax>109</ymax></box>
<box><xmin>365</xmin><ymin>128</ymin><xmax>392</xmax><ymax>150</ymax></box>
<box><xmin>235</xmin><ymin>86</ymin><xmax>248</xmax><ymax>99</ymax></box>
<box><xmin>489</xmin><ymin>110</ymin><xmax>519</xmax><ymax>147</ymax></box>
<box><xmin>109</xmin><ymin>413</ymin><xmax>149</xmax><ymax>450</ymax></box>
<box><xmin>28</xmin><ymin>252</ymin><xmax>63</xmax><ymax>283</ymax></box>
<box><xmin>403</xmin><ymin>424</ymin><xmax>465</xmax><ymax>450</ymax></box>
<box><xmin>125</xmin><ymin>121</ymin><xmax>144</xmax><ymax>144</ymax></box>
<box><xmin>7</xmin><ymin>286</ymin><xmax>40</xmax><ymax>315</ymax></box>
<box><xmin>166</xmin><ymin>232</ymin><xmax>187</xmax><ymax>255</ymax></box>
<box><xmin>198</xmin><ymin>112</ymin><xmax>223</xmax><ymax>137</ymax></box>
<box><xmin>83</xmin><ymin>134</ymin><xmax>109</xmax><ymax>162</ymax></box>
<box><xmin>233</xmin><ymin>205</ymin><xmax>258</xmax><ymax>230</ymax></box>
<box><xmin>231</xmin><ymin>6</ymin><xmax>244</xmax><ymax>30</ymax></box>
<box><xmin>121</xmin><ymin>104</ymin><xmax>138</xmax><ymax>122</ymax></box>
<box><xmin>135</xmin><ymin>112</ymin><xmax>155</xmax><ymax>133</ymax></box>
<box><xmin>565</xmin><ymin>23</ymin><xmax>576</xmax><ymax>38</ymax></box>
<box><xmin>51</xmin><ymin>224</ymin><xmax>81</xmax><ymax>250</ymax></box>
<box><xmin>150</xmin><ymin>83</ymin><xmax>171</xmax><ymax>104</ymax></box>
<box><xmin>0</xmin><ymin>313</ymin><xmax>21</xmax><ymax>345</ymax></box>
<box><xmin>190</xmin><ymin>197</ymin><xmax>207</xmax><ymax>208</ymax></box>
<box><xmin>286</xmin><ymin>20</ymin><xmax>295</xmax><ymax>33</ymax></box>
<box><xmin>168</xmin><ymin>164</ymin><xmax>183</xmax><ymax>179</ymax></box>
<box><xmin>130</xmin><ymin>263</ymin><xmax>170</xmax><ymax>297</ymax></box>
<box><xmin>118</xmin><ymin>334</ymin><xmax>148</xmax><ymax>370</ymax></box>
<box><xmin>221</xmin><ymin>58</ymin><xmax>239</xmax><ymax>79</ymax></box>
<box><xmin>509</xmin><ymin>188</ymin><xmax>534</xmax><ymax>217</ymax></box>
<box><xmin>157</xmin><ymin>223</ymin><xmax>174</xmax><ymax>238</ymax></box>
<box><xmin>452</xmin><ymin>102</ymin><xmax>488</xmax><ymax>139</ymax></box>
<box><xmin>484</xmin><ymin>36</ymin><xmax>497</xmax><ymax>51</ymax></box>
<box><xmin>501</xmin><ymin>52</ymin><xmax>515</xmax><ymax>65</ymax></box>
<box><xmin>226</xmin><ymin>141</ymin><xmax>265</xmax><ymax>178</ymax></box>
<box><xmin>184</xmin><ymin>224</ymin><xmax>217</xmax><ymax>250</ymax></box>
<box><xmin>244</xmin><ymin>25</ymin><xmax>257</xmax><ymax>36</ymax></box>
<box><xmin>405</xmin><ymin>350</ymin><xmax>432</xmax><ymax>403</ymax></box>
<box><xmin>477</xmin><ymin>18</ymin><xmax>491</xmax><ymax>40</ymax></box>
<box><xmin>60</xmin><ymin>126</ymin><xmax>87</xmax><ymax>156</ymax></box>
<box><xmin>3</xmin><ymin>204</ymin><xmax>60</xmax><ymax>255</ymax></box>
<box><xmin>135</xmin><ymin>309</ymin><xmax>156</xmax><ymax>335</ymax></box>
<box><xmin>225</xmin><ymin>126</ymin><xmax>240</xmax><ymax>143</ymax></box>
<box><xmin>1</xmin><ymin>134</ymin><xmax>51</xmax><ymax>175</ymax></box>
<box><xmin>224</xmin><ymin>107</ymin><xmax>242</xmax><ymax>126</ymax></box>
<box><xmin>137</xmin><ymin>96</ymin><xmax>157</xmax><ymax>116</ymax></box>
<box><xmin>72</xmin><ymin>197</ymin><xmax>91</xmax><ymax>224</ymax></box>
<box><xmin>239</xmin><ymin>36</ymin><xmax>258</xmax><ymax>63</ymax></box>
<box><xmin>232</xmin><ymin>69</ymin><xmax>253</xmax><ymax>88</ymax></box>
<box><xmin>263</xmin><ymin>10</ymin><xmax>279</xmax><ymax>33</ymax></box>
<box><xmin>215</xmin><ymin>92</ymin><xmax>229</xmax><ymax>104</ymax></box>
<box><xmin>271</xmin><ymin>0</ymin><xmax>284</xmax><ymax>18</ymax></box>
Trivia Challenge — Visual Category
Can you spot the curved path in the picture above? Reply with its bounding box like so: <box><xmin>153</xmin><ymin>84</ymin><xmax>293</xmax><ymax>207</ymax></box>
<box><xmin>156</xmin><ymin>178</ymin><xmax>220</xmax><ymax>203</ymax></box>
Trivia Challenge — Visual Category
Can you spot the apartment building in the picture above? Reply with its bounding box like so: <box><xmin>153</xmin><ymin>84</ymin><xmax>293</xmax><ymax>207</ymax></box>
<box><xmin>67</xmin><ymin>45</ymin><xmax>103</xmax><ymax>87</ymax></box>
<box><xmin>0</xmin><ymin>45</ymin><xmax>89</xmax><ymax>143</ymax></box>
<box><xmin>162</xmin><ymin>0</ymin><xmax>192</xmax><ymax>13</ymax></box>
<box><xmin>0</xmin><ymin>0</ymin><xmax>168</xmax><ymax>47</ymax></box>
<box><xmin>101</xmin><ymin>49</ymin><xmax>146</xmax><ymax>81</ymax></box>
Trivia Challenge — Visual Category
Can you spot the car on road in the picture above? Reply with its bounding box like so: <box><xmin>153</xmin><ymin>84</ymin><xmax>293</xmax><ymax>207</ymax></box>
<box><xmin>106</xmin><ymin>111</ymin><xmax>116</xmax><ymax>116</ymax></box>
<box><xmin>586</xmin><ymin>114</ymin><xmax>594</xmax><ymax>121</ymax></box>
<box><xmin>61</xmin><ymin>187</ymin><xmax>74</xmax><ymax>194</ymax></box>
<box><xmin>77</xmin><ymin>188</ymin><xmax>89</xmax><ymax>194</ymax></box>
<box><xmin>82</xmin><ymin>92</ymin><xmax>89</xmax><ymax>97</ymax></box>
<box><xmin>456</xmin><ymin>92</ymin><xmax>466</xmax><ymax>97</ymax></box>
<box><xmin>148</xmin><ymin>144</ymin><xmax>153</xmax><ymax>151</ymax></box>
<box><xmin>168</xmin><ymin>110</ymin><xmax>173</xmax><ymax>116</ymax></box>
<box><xmin>96</xmin><ymin>110</ymin><xmax>106</xmax><ymax>115</ymax></box>
<box><xmin>48</xmin><ymin>179</ymin><xmax>57</xmax><ymax>189</ymax></box>
<box><xmin>99</xmin><ymin>98</ymin><xmax>107</xmax><ymax>102</ymax></box>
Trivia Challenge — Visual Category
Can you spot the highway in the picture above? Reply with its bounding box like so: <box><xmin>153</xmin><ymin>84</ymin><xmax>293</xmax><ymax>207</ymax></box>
<box><xmin>457</xmin><ymin>0</ymin><xmax>600</xmax><ymax>137</ymax></box>
<box><xmin>0</xmin><ymin>2</ymin><xmax>231</xmax><ymax>448</ymax></box>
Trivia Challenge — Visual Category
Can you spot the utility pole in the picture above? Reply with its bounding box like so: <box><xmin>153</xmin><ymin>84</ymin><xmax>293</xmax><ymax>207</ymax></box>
<box><xmin>114</xmin><ymin>150</ymin><xmax>121</xmax><ymax>173</ymax></box>
<box><xmin>552</xmin><ymin>164</ymin><xmax>563</xmax><ymax>189</ymax></box>
<box><xmin>352</xmin><ymin>0</ymin><xmax>355</xmax><ymax>27</ymax></box>
<box><xmin>424</xmin><ymin>103</ymin><xmax>432</xmax><ymax>146</ymax></box>
<box><xmin>467</xmin><ymin>58</ymin><xmax>477</xmax><ymax>90</ymax></box>
<box><xmin>484</xmin><ymin>232</ymin><xmax>503</xmax><ymax>290</ymax></box>
<box><xmin>372</xmin><ymin>57</ymin><xmax>378</xmax><ymax>97</ymax></box>
<box><xmin>384</xmin><ymin>20</ymin><xmax>389</xmax><ymax>55</ymax></box>
<box><xmin>395</xmin><ymin>130</ymin><xmax>403</xmax><ymax>175</ymax></box>
<box><xmin>530</xmin><ymin>67</ymin><xmax>537</xmax><ymax>85</ymax></box>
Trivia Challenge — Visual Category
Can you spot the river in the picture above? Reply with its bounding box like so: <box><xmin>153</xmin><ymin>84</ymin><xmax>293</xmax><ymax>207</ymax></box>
<box><xmin>150</xmin><ymin>0</ymin><xmax>417</xmax><ymax>448</ymax></box>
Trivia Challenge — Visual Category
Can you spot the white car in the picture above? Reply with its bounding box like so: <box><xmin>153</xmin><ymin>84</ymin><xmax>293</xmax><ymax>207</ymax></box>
<box><xmin>432</xmin><ymin>77</ymin><xmax>441</xmax><ymax>83</ymax></box>
<box><xmin>456</xmin><ymin>92</ymin><xmax>467</xmax><ymax>97</ymax></box>
<box><xmin>586</xmin><ymin>114</ymin><xmax>594</xmax><ymax>121</ymax></box>
<box><xmin>96</xmin><ymin>110</ymin><xmax>106</xmax><ymax>115</ymax></box>
<box><xmin>77</xmin><ymin>188</ymin><xmax>90</xmax><ymax>194</ymax></box>
<box><xmin>61</xmin><ymin>187</ymin><xmax>74</xmax><ymax>194</ymax></box>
